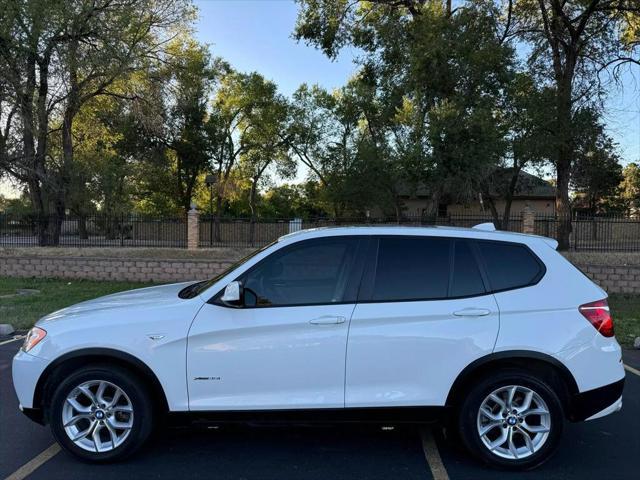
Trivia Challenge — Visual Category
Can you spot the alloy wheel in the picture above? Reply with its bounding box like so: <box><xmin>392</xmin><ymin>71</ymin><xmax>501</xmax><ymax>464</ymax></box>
<box><xmin>476</xmin><ymin>384</ymin><xmax>551</xmax><ymax>460</ymax></box>
<box><xmin>62</xmin><ymin>380</ymin><xmax>134</xmax><ymax>453</ymax></box>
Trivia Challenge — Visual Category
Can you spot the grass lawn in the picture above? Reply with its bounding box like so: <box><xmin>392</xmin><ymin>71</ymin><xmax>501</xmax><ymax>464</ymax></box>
<box><xmin>1</xmin><ymin>277</ymin><xmax>639</xmax><ymax>347</ymax></box>
<box><xmin>0</xmin><ymin>277</ymin><xmax>157</xmax><ymax>330</ymax></box>
<box><xmin>608</xmin><ymin>295</ymin><xmax>640</xmax><ymax>347</ymax></box>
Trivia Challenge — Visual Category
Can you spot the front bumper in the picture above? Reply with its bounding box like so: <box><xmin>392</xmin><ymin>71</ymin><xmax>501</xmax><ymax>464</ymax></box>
<box><xmin>12</xmin><ymin>349</ymin><xmax>49</xmax><ymax>410</ymax></box>
<box><xmin>569</xmin><ymin>378</ymin><xmax>625</xmax><ymax>422</ymax></box>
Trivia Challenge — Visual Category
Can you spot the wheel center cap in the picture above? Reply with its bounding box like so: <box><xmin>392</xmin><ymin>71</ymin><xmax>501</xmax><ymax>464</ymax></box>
<box><xmin>95</xmin><ymin>410</ymin><xmax>105</xmax><ymax>420</ymax></box>
<box><xmin>507</xmin><ymin>415</ymin><xmax>517</xmax><ymax>426</ymax></box>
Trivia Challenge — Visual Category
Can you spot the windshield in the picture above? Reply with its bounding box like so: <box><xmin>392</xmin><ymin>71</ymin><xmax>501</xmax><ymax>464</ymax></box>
<box><xmin>178</xmin><ymin>241</ymin><xmax>277</xmax><ymax>299</ymax></box>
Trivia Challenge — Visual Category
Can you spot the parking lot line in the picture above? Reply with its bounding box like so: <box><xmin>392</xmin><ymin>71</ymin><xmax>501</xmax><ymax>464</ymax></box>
<box><xmin>420</xmin><ymin>429</ymin><xmax>449</xmax><ymax>480</ymax></box>
<box><xmin>4</xmin><ymin>443</ymin><xmax>60</xmax><ymax>480</ymax></box>
<box><xmin>624</xmin><ymin>364</ymin><xmax>640</xmax><ymax>377</ymax></box>
<box><xmin>0</xmin><ymin>336</ymin><xmax>24</xmax><ymax>346</ymax></box>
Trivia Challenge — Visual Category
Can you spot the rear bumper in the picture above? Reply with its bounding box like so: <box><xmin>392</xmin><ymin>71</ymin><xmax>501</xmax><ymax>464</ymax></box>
<box><xmin>569</xmin><ymin>378</ymin><xmax>624</xmax><ymax>422</ymax></box>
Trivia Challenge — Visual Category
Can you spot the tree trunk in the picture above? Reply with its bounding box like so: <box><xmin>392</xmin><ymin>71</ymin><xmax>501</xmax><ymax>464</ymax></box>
<box><xmin>554</xmin><ymin>81</ymin><xmax>574</xmax><ymax>250</ymax></box>
<box><xmin>501</xmin><ymin>166</ymin><xmax>520</xmax><ymax>231</ymax></box>
<box><xmin>214</xmin><ymin>195</ymin><xmax>222</xmax><ymax>243</ymax></box>
<box><xmin>249</xmin><ymin>178</ymin><xmax>258</xmax><ymax>247</ymax></box>
<box><xmin>78</xmin><ymin>215</ymin><xmax>88</xmax><ymax>240</ymax></box>
<box><xmin>485</xmin><ymin>196</ymin><xmax>502</xmax><ymax>229</ymax></box>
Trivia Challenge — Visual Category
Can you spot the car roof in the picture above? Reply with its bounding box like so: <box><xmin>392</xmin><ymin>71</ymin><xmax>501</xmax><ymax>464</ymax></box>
<box><xmin>279</xmin><ymin>225</ymin><xmax>558</xmax><ymax>249</ymax></box>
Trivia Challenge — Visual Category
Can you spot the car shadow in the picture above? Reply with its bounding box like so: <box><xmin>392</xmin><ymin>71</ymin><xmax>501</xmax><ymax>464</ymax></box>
<box><xmin>28</xmin><ymin>424</ymin><xmax>429</xmax><ymax>480</ymax></box>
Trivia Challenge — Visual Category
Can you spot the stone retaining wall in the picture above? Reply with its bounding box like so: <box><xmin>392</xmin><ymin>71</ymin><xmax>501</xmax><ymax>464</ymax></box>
<box><xmin>1</xmin><ymin>251</ymin><xmax>640</xmax><ymax>294</ymax></box>
<box><xmin>0</xmin><ymin>256</ymin><xmax>235</xmax><ymax>283</ymax></box>
<box><xmin>576</xmin><ymin>264</ymin><xmax>640</xmax><ymax>295</ymax></box>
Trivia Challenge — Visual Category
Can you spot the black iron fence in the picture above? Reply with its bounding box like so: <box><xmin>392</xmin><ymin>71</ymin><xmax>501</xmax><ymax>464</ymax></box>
<box><xmin>196</xmin><ymin>213</ymin><xmax>525</xmax><ymax>249</ymax></box>
<box><xmin>2</xmin><ymin>212</ymin><xmax>640</xmax><ymax>251</ymax></box>
<box><xmin>0</xmin><ymin>213</ymin><xmax>187</xmax><ymax>248</ymax></box>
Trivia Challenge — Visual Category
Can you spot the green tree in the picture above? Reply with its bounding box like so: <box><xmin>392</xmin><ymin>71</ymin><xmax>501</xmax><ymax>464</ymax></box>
<box><xmin>141</xmin><ymin>35</ymin><xmax>226</xmax><ymax>213</ymax></box>
<box><xmin>570</xmin><ymin>114</ymin><xmax>623</xmax><ymax>215</ymax></box>
<box><xmin>0</xmin><ymin>0</ymin><xmax>192</xmax><ymax>244</ymax></box>
<box><xmin>295</xmin><ymin>1</ymin><xmax>518</xmax><ymax>219</ymax></box>
<box><xmin>295</xmin><ymin>0</ymin><xmax>640</xmax><ymax>246</ymax></box>
<box><xmin>207</xmin><ymin>72</ymin><xmax>286</xmax><ymax>239</ymax></box>
<box><xmin>505</xmin><ymin>0</ymin><xmax>639</xmax><ymax>247</ymax></box>
<box><xmin>479</xmin><ymin>74</ymin><xmax>556</xmax><ymax>228</ymax></box>
<box><xmin>260</xmin><ymin>182</ymin><xmax>328</xmax><ymax>219</ymax></box>
<box><xmin>238</xmin><ymin>84</ymin><xmax>293</xmax><ymax>242</ymax></box>
<box><xmin>619</xmin><ymin>162</ymin><xmax>640</xmax><ymax>214</ymax></box>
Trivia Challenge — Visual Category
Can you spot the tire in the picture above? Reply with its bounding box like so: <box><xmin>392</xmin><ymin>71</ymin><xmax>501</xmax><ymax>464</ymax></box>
<box><xmin>49</xmin><ymin>364</ymin><xmax>154</xmax><ymax>462</ymax></box>
<box><xmin>457</xmin><ymin>369</ymin><xmax>564</xmax><ymax>470</ymax></box>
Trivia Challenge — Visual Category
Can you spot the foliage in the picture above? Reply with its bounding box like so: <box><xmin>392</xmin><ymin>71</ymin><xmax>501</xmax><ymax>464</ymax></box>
<box><xmin>0</xmin><ymin>193</ymin><xmax>32</xmax><ymax>215</ymax></box>
<box><xmin>294</xmin><ymin>0</ymin><xmax>639</xmax><ymax>247</ymax></box>
<box><xmin>0</xmin><ymin>0</ymin><xmax>193</xmax><ymax>244</ymax></box>
<box><xmin>0</xmin><ymin>0</ymin><xmax>637</xmax><ymax>241</ymax></box>
<box><xmin>571</xmin><ymin>111</ymin><xmax>623</xmax><ymax>214</ymax></box>
<box><xmin>619</xmin><ymin>163</ymin><xmax>640</xmax><ymax>214</ymax></box>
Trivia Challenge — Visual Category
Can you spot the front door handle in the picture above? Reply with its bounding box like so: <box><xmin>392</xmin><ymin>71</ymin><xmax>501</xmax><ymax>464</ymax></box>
<box><xmin>309</xmin><ymin>315</ymin><xmax>346</xmax><ymax>325</ymax></box>
<box><xmin>453</xmin><ymin>308</ymin><xmax>491</xmax><ymax>317</ymax></box>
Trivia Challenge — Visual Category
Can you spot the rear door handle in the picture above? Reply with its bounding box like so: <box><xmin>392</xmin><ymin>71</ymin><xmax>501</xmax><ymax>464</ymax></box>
<box><xmin>309</xmin><ymin>315</ymin><xmax>346</xmax><ymax>325</ymax></box>
<box><xmin>453</xmin><ymin>308</ymin><xmax>491</xmax><ymax>317</ymax></box>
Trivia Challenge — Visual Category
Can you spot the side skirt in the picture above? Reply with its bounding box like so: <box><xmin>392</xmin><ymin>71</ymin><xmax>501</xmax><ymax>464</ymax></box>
<box><xmin>165</xmin><ymin>406</ymin><xmax>450</xmax><ymax>427</ymax></box>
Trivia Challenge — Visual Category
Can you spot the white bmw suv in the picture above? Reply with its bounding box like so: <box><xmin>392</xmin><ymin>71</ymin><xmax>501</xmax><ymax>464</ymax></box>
<box><xmin>13</xmin><ymin>226</ymin><xmax>624</xmax><ymax>469</ymax></box>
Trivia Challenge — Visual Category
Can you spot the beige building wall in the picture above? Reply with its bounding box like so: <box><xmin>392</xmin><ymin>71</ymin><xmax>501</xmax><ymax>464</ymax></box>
<box><xmin>446</xmin><ymin>199</ymin><xmax>555</xmax><ymax>216</ymax></box>
<box><xmin>367</xmin><ymin>197</ymin><xmax>554</xmax><ymax>218</ymax></box>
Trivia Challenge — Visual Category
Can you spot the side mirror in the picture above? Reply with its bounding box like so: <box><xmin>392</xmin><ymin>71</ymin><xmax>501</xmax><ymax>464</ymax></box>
<box><xmin>221</xmin><ymin>281</ymin><xmax>244</xmax><ymax>307</ymax></box>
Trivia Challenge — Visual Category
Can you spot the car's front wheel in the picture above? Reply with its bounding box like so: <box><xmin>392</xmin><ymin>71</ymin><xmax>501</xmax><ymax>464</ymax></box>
<box><xmin>457</xmin><ymin>370</ymin><xmax>564</xmax><ymax>470</ymax></box>
<box><xmin>49</xmin><ymin>364</ymin><xmax>153</xmax><ymax>462</ymax></box>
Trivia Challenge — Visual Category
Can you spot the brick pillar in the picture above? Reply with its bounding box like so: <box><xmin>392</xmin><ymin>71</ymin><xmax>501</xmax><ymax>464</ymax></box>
<box><xmin>187</xmin><ymin>205</ymin><xmax>199</xmax><ymax>250</ymax></box>
<box><xmin>522</xmin><ymin>204</ymin><xmax>535</xmax><ymax>234</ymax></box>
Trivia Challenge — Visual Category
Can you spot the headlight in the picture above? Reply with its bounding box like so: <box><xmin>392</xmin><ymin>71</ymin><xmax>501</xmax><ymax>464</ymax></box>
<box><xmin>23</xmin><ymin>327</ymin><xmax>47</xmax><ymax>352</ymax></box>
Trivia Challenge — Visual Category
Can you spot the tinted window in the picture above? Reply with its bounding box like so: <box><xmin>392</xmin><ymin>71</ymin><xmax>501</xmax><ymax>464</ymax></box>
<box><xmin>240</xmin><ymin>238</ymin><xmax>359</xmax><ymax>306</ymax></box>
<box><xmin>451</xmin><ymin>240</ymin><xmax>485</xmax><ymax>297</ymax></box>
<box><xmin>478</xmin><ymin>241</ymin><xmax>542</xmax><ymax>291</ymax></box>
<box><xmin>372</xmin><ymin>237</ymin><xmax>450</xmax><ymax>301</ymax></box>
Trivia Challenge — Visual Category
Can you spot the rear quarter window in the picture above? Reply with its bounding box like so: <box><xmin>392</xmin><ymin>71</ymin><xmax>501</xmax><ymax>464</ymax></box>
<box><xmin>477</xmin><ymin>241</ymin><xmax>544</xmax><ymax>292</ymax></box>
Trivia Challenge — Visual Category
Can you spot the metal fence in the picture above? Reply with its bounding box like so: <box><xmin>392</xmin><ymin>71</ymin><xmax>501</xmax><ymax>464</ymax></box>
<box><xmin>2</xmin><ymin>212</ymin><xmax>640</xmax><ymax>251</ymax></box>
<box><xmin>0</xmin><ymin>213</ymin><xmax>187</xmax><ymax>248</ymax></box>
<box><xmin>196</xmin><ymin>214</ymin><xmax>519</xmax><ymax>249</ymax></box>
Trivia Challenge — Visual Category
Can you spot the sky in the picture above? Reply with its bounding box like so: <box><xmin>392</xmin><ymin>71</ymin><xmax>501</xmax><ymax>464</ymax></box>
<box><xmin>193</xmin><ymin>0</ymin><xmax>359</xmax><ymax>97</ymax></box>
<box><xmin>1</xmin><ymin>0</ymin><xmax>639</xmax><ymax>197</ymax></box>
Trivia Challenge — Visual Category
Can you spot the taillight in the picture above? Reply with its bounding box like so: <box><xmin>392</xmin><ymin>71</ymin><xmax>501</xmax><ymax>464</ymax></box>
<box><xmin>579</xmin><ymin>299</ymin><xmax>614</xmax><ymax>337</ymax></box>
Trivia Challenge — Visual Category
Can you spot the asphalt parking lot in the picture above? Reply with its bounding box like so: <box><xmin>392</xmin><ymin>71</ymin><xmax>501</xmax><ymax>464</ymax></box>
<box><xmin>2</xmin><ymin>336</ymin><xmax>639</xmax><ymax>480</ymax></box>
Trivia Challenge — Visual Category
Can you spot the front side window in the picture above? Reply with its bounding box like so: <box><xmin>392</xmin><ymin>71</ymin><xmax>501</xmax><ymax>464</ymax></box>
<box><xmin>372</xmin><ymin>237</ymin><xmax>451</xmax><ymax>301</ymax></box>
<box><xmin>239</xmin><ymin>238</ymin><xmax>360</xmax><ymax>307</ymax></box>
<box><xmin>477</xmin><ymin>241</ymin><xmax>543</xmax><ymax>291</ymax></box>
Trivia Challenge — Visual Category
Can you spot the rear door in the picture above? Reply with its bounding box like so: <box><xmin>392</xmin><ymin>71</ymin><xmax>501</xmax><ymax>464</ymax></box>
<box><xmin>345</xmin><ymin>236</ymin><xmax>500</xmax><ymax>408</ymax></box>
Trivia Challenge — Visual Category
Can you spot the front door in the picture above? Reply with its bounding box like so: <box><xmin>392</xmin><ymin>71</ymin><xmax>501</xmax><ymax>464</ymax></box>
<box><xmin>187</xmin><ymin>236</ymin><xmax>365</xmax><ymax>411</ymax></box>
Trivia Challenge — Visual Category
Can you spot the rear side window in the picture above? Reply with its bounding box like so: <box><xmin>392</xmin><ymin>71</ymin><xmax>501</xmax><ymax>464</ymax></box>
<box><xmin>372</xmin><ymin>237</ymin><xmax>450</xmax><ymax>301</ymax></box>
<box><xmin>477</xmin><ymin>241</ymin><xmax>543</xmax><ymax>291</ymax></box>
<box><xmin>450</xmin><ymin>240</ymin><xmax>486</xmax><ymax>297</ymax></box>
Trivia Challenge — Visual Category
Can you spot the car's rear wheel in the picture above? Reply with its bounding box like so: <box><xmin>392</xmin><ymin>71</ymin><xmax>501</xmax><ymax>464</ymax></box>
<box><xmin>457</xmin><ymin>370</ymin><xmax>564</xmax><ymax>470</ymax></box>
<box><xmin>50</xmin><ymin>365</ymin><xmax>153</xmax><ymax>462</ymax></box>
